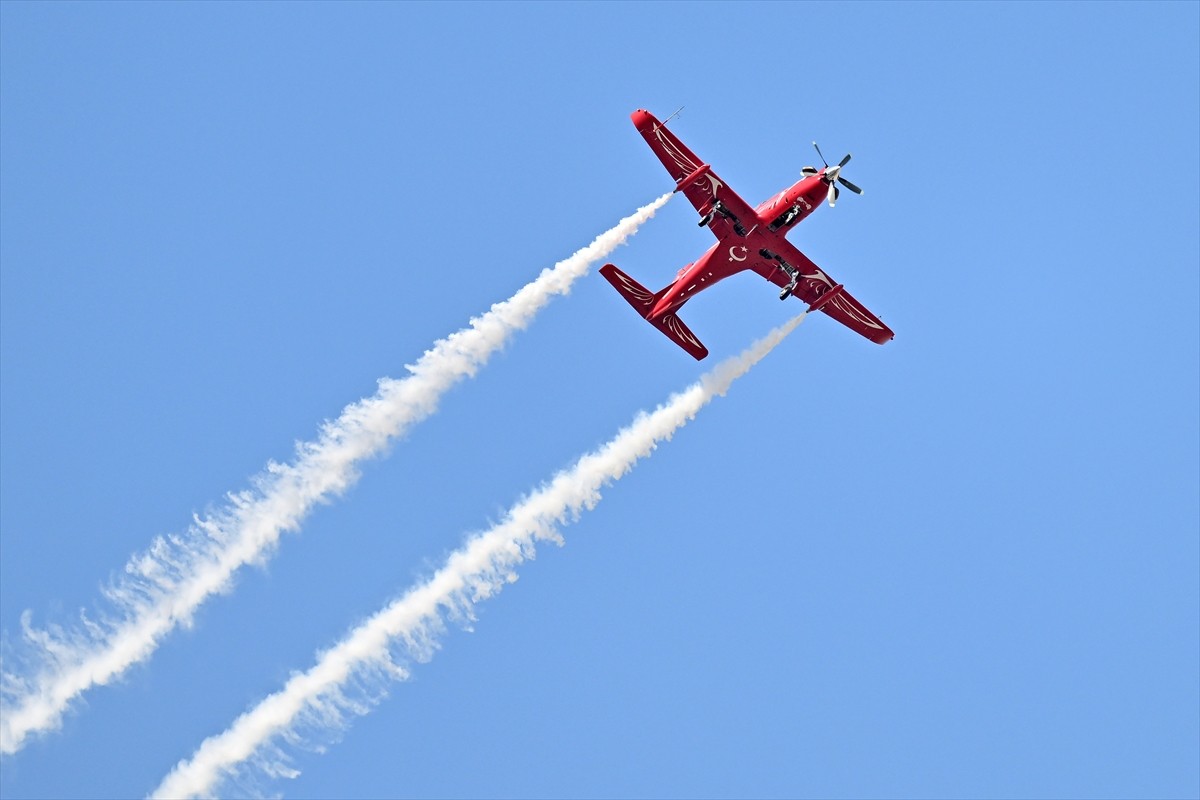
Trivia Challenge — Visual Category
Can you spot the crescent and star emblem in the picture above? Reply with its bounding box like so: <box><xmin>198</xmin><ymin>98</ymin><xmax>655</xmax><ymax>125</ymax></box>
<box><xmin>728</xmin><ymin>245</ymin><xmax>748</xmax><ymax>262</ymax></box>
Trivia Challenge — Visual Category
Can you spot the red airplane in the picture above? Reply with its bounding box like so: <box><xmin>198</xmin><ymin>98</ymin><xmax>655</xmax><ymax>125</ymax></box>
<box><xmin>600</xmin><ymin>108</ymin><xmax>894</xmax><ymax>360</ymax></box>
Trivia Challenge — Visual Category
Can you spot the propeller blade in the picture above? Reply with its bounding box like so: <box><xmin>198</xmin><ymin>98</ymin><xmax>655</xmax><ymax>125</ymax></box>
<box><xmin>828</xmin><ymin>184</ymin><xmax>839</xmax><ymax>207</ymax></box>
<box><xmin>802</xmin><ymin>166</ymin><xmax>819</xmax><ymax>176</ymax></box>
<box><xmin>838</xmin><ymin>153</ymin><xmax>852</xmax><ymax>168</ymax></box>
<box><xmin>812</xmin><ymin>141</ymin><xmax>829</xmax><ymax>168</ymax></box>
<box><xmin>837</xmin><ymin>176</ymin><xmax>864</xmax><ymax>195</ymax></box>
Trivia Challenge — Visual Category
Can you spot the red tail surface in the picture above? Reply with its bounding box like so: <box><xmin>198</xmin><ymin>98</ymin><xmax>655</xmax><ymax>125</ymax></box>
<box><xmin>599</xmin><ymin>264</ymin><xmax>709</xmax><ymax>360</ymax></box>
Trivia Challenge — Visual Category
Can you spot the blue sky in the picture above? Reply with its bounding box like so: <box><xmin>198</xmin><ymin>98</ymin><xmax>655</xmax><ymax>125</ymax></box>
<box><xmin>2</xmin><ymin>2</ymin><xmax>1197</xmax><ymax>798</ymax></box>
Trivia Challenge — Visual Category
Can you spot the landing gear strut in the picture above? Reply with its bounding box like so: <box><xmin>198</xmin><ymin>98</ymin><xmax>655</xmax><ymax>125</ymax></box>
<box><xmin>705</xmin><ymin>200</ymin><xmax>748</xmax><ymax>236</ymax></box>
<box><xmin>759</xmin><ymin>249</ymin><xmax>799</xmax><ymax>301</ymax></box>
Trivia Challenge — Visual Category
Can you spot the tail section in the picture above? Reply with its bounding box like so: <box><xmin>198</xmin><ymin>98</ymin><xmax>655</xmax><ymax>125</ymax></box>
<box><xmin>599</xmin><ymin>264</ymin><xmax>710</xmax><ymax>360</ymax></box>
<box><xmin>599</xmin><ymin>263</ymin><xmax>660</xmax><ymax>316</ymax></box>
<box><xmin>647</xmin><ymin>311</ymin><xmax>709</xmax><ymax>361</ymax></box>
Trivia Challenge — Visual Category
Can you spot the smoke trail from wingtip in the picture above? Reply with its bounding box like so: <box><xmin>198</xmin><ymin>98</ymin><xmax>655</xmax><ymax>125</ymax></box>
<box><xmin>151</xmin><ymin>313</ymin><xmax>806</xmax><ymax>800</ymax></box>
<box><xmin>0</xmin><ymin>193</ymin><xmax>672</xmax><ymax>757</ymax></box>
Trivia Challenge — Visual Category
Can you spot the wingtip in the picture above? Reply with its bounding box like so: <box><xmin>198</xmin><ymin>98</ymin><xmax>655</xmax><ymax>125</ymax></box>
<box><xmin>630</xmin><ymin>109</ymin><xmax>656</xmax><ymax>131</ymax></box>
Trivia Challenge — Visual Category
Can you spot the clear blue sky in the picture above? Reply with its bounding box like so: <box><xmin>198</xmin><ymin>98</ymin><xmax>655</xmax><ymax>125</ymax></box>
<box><xmin>2</xmin><ymin>2</ymin><xmax>1197</xmax><ymax>798</ymax></box>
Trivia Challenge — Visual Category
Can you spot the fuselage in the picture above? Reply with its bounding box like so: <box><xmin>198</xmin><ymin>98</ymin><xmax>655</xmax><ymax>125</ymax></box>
<box><xmin>648</xmin><ymin>174</ymin><xmax>831</xmax><ymax>320</ymax></box>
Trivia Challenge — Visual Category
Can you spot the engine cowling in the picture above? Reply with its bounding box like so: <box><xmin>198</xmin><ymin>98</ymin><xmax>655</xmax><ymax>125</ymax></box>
<box><xmin>759</xmin><ymin>177</ymin><xmax>823</xmax><ymax>232</ymax></box>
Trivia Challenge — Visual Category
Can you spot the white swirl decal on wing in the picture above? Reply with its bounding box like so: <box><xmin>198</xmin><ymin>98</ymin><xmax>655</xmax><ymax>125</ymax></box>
<box><xmin>654</xmin><ymin>127</ymin><xmax>698</xmax><ymax>175</ymax></box>
<box><xmin>829</xmin><ymin>295</ymin><xmax>884</xmax><ymax>329</ymax></box>
<box><xmin>701</xmin><ymin>173</ymin><xmax>723</xmax><ymax>198</ymax></box>
<box><xmin>664</xmin><ymin>315</ymin><xmax>703</xmax><ymax>348</ymax></box>
<box><xmin>800</xmin><ymin>268</ymin><xmax>834</xmax><ymax>288</ymax></box>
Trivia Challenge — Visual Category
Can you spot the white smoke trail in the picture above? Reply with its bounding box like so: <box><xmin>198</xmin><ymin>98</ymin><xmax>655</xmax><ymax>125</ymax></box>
<box><xmin>0</xmin><ymin>194</ymin><xmax>671</xmax><ymax>757</ymax></box>
<box><xmin>152</xmin><ymin>314</ymin><xmax>806</xmax><ymax>799</ymax></box>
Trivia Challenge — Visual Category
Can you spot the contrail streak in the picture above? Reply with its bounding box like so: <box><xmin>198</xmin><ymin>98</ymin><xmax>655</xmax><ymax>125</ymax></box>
<box><xmin>152</xmin><ymin>314</ymin><xmax>806</xmax><ymax>799</ymax></box>
<box><xmin>0</xmin><ymin>194</ymin><xmax>671</xmax><ymax>757</ymax></box>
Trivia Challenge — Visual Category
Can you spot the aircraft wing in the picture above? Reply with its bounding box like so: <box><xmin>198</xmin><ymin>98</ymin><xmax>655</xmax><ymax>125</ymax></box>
<box><xmin>631</xmin><ymin>109</ymin><xmax>758</xmax><ymax>239</ymax></box>
<box><xmin>752</xmin><ymin>239</ymin><xmax>895</xmax><ymax>345</ymax></box>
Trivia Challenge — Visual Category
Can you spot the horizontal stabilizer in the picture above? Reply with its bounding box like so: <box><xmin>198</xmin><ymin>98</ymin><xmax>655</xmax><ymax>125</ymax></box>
<box><xmin>599</xmin><ymin>264</ymin><xmax>709</xmax><ymax>360</ymax></box>
<box><xmin>599</xmin><ymin>263</ymin><xmax>660</xmax><ymax>316</ymax></box>
<box><xmin>648</xmin><ymin>312</ymin><xmax>709</xmax><ymax>361</ymax></box>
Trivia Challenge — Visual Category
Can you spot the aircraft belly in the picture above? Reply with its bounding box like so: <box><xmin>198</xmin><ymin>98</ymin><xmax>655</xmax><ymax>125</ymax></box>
<box><xmin>650</xmin><ymin>245</ymin><xmax>744</xmax><ymax>319</ymax></box>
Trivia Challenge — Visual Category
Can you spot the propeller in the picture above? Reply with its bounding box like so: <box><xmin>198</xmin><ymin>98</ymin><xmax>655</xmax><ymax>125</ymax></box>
<box><xmin>808</xmin><ymin>142</ymin><xmax>864</xmax><ymax>208</ymax></box>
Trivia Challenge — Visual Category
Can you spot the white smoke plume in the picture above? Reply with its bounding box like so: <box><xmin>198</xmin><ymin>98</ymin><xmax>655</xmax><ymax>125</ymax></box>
<box><xmin>152</xmin><ymin>313</ymin><xmax>806</xmax><ymax>799</ymax></box>
<box><xmin>0</xmin><ymin>194</ymin><xmax>672</xmax><ymax>757</ymax></box>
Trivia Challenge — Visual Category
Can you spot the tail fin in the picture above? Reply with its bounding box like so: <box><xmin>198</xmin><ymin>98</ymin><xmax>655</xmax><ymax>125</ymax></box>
<box><xmin>599</xmin><ymin>264</ymin><xmax>709</xmax><ymax>360</ymax></box>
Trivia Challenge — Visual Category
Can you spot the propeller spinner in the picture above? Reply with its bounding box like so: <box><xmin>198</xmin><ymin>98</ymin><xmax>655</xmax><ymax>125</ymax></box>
<box><xmin>805</xmin><ymin>142</ymin><xmax>864</xmax><ymax>208</ymax></box>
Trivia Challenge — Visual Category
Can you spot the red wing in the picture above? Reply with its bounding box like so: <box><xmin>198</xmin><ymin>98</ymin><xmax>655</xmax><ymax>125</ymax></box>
<box><xmin>751</xmin><ymin>240</ymin><xmax>894</xmax><ymax>345</ymax></box>
<box><xmin>631</xmin><ymin>109</ymin><xmax>758</xmax><ymax>240</ymax></box>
